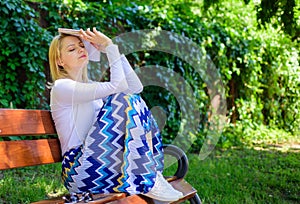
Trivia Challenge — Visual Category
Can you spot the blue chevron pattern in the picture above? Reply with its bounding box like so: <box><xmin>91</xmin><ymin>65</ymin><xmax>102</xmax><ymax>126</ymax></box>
<box><xmin>62</xmin><ymin>93</ymin><xmax>164</xmax><ymax>195</ymax></box>
<box><xmin>62</xmin><ymin>146</ymin><xmax>83</xmax><ymax>189</ymax></box>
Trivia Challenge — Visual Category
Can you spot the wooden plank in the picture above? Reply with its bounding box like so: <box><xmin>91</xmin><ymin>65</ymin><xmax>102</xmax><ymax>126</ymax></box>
<box><xmin>108</xmin><ymin>194</ymin><xmax>153</xmax><ymax>204</ymax></box>
<box><xmin>0</xmin><ymin>109</ymin><xmax>56</xmax><ymax>136</ymax></box>
<box><xmin>0</xmin><ymin>138</ymin><xmax>61</xmax><ymax>170</ymax></box>
<box><xmin>32</xmin><ymin>193</ymin><xmax>127</xmax><ymax>204</ymax></box>
<box><xmin>89</xmin><ymin>193</ymin><xmax>127</xmax><ymax>204</ymax></box>
<box><xmin>170</xmin><ymin>179</ymin><xmax>197</xmax><ymax>204</ymax></box>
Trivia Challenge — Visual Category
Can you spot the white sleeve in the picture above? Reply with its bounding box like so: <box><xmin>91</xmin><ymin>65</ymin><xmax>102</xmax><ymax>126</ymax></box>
<box><xmin>52</xmin><ymin>44</ymin><xmax>129</xmax><ymax>105</ymax></box>
<box><xmin>121</xmin><ymin>55</ymin><xmax>143</xmax><ymax>94</ymax></box>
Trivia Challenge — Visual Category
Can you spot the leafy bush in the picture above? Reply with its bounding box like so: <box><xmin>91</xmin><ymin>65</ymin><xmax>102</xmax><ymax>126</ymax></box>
<box><xmin>0</xmin><ymin>0</ymin><xmax>52</xmax><ymax>109</ymax></box>
<box><xmin>0</xmin><ymin>0</ymin><xmax>298</xmax><ymax>150</ymax></box>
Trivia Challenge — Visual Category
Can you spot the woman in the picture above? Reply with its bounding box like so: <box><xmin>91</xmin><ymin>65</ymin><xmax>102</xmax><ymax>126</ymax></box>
<box><xmin>48</xmin><ymin>27</ymin><xmax>183</xmax><ymax>202</ymax></box>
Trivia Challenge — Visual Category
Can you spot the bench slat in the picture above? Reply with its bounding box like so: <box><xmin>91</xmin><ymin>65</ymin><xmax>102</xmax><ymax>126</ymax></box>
<box><xmin>0</xmin><ymin>138</ymin><xmax>61</xmax><ymax>170</ymax></box>
<box><xmin>0</xmin><ymin>109</ymin><xmax>56</xmax><ymax>136</ymax></box>
<box><xmin>32</xmin><ymin>193</ymin><xmax>127</xmax><ymax>204</ymax></box>
<box><xmin>170</xmin><ymin>179</ymin><xmax>198</xmax><ymax>203</ymax></box>
<box><xmin>108</xmin><ymin>195</ymin><xmax>153</xmax><ymax>204</ymax></box>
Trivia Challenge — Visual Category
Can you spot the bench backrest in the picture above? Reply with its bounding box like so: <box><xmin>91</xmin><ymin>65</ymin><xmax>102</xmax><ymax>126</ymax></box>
<box><xmin>0</xmin><ymin>109</ymin><xmax>61</xmax><ymax>170</ymax></box>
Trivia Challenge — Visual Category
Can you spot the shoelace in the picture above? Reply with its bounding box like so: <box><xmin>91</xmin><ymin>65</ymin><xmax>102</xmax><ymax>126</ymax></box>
<box><xmin>62</xmin><ymin>191</ymin><xmax>93</xmax><ymax>203</ymax></box>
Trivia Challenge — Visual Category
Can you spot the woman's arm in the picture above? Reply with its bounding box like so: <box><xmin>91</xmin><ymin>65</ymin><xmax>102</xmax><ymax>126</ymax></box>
<box><xmin>52</xmin><ymin>44</ymin><xmax>128</xmax><ymax>105</ymax></box>
<box><xmin>81</xmin><ymin>27</ymin><xmax>143</xmax><ymax>94</ymax></box>
<box><xmin>121</xmin><ymin>55</ymin><xmax>143</xmax><ymax>94</ymax></box>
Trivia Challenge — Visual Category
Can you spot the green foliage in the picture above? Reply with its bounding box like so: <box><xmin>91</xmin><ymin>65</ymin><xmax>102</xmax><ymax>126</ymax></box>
<box><xmin>0</xmin><ymin>0</ymin><xmax>52</xmax><ymax>109</ymax></box>
<box><xmin>203</xmin><ymin>0</ymin><xmax>300</xmax><ymax>40</ymax></box>
<box><xmin>256</xmin><ymin>0</ymin><xmax>299</xmax><ymax>40</ymax></box>
<box><xmin>196</xmin><ymin>1</ymin><xmax>299</xmax><ymax>148</ymax></box>
<box><xmin>223</xmin><ymin>122</ymin><xmax>300</xmax><ymax>149</ymax></box>
<box><xmin>0</xmin><ymin>0</ymin><xmax>299</xmax><ymax>150</ymax></box>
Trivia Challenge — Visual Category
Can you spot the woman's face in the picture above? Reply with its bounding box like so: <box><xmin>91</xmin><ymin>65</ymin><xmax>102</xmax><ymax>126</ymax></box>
<box><xmin>58</xmin><ymin>36</ymin><xmax>89</xmax><ymax>78</ymax></box>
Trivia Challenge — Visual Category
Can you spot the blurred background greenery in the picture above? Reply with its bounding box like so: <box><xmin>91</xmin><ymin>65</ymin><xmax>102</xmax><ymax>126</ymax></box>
<box><xmin>1</xmin><ymin>0</ymin><xmax>298</xmax><ymax>150</ymax></box>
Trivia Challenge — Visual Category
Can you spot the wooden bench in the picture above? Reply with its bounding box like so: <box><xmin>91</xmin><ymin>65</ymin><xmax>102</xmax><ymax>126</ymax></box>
<box><xmin>0</xmin><ymin>108</ymin><xmax>201</xmax><ymax>204</ymax></box>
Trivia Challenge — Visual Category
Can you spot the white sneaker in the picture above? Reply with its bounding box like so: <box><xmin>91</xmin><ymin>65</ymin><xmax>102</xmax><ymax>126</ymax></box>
<box><xmin>143</xmin><ymin>172</ymin><xmax>184</xmax><ymax>202</ymax></box>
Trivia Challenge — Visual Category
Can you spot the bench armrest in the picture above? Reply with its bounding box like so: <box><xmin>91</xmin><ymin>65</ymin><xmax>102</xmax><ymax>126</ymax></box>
<box><xmin>163</xmin><ymin>144</ymin><xmax>189</xmax><ymax>179</ymax></box>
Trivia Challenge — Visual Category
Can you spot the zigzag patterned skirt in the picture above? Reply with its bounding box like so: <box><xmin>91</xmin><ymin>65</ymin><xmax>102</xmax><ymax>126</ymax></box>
<box><xmin>62</xmin><ymin>93</ymin><xmax>164</xmax><ymax>195</ymax></box>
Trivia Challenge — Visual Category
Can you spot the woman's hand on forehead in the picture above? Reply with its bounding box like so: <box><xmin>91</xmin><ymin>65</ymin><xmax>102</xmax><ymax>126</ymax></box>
<box><xmin>79</xmin><ymin>27</ymin><xmax>112</xmax><ymax>51</ymax></box>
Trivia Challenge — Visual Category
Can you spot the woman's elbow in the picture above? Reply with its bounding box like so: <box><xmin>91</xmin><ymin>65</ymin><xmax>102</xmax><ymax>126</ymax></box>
<box><xmin>136</xmin><ymin>85</ymin><xmax>143</xmax><ymax>93</ymax></box>
<box><xmin>130</xmin><ymin>82</ymin><xmax>143</xmax><ymax>94</ymax></box>
<box><xmin>117</xmin><ymin>80</ymin><xmax>129</xmax><ymax>92</ymax></box>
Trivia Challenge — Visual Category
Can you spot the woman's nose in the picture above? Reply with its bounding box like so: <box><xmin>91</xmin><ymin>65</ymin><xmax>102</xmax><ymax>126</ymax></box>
<box><xmin>79</xmin><ymin>46</ymin><xmax>85</xmax><ymax>53</ymax></box>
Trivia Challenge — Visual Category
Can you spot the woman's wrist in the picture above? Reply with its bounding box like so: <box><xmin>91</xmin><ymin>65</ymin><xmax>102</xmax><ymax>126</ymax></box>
<box><xmin>103</xmin><ymin>39</ymin><xmax>113</xmax><ymax>48</ymax></box>
<box><xmin>106</xmin><ymin>44</ymin><xmax>120</xmax><ymax>65</ymax></box>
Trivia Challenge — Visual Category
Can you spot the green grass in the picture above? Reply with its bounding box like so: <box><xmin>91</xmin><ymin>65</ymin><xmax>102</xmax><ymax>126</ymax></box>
<box><xmin>184</xmin><ymin>147</ymin><xmax>300</xmax><ymax>204</ymax></box>
<box><xmin>0</xmin><ymin>146</ymin><xmax>299</xmax><ymax>203</ymax></box>
<box><xmin>0</xmin><ymin>164</ymin><xmax>66</xmax><ymax>203</ymax></box>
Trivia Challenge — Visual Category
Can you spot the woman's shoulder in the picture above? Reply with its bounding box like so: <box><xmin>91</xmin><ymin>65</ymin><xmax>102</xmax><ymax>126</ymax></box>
<box><xmin>54</xmin><ymin>78</ymin><xmax>74</xmax><ymax>85</ymax></box>
<box><xmin>51</xmin><ymin>78</ymin><xmax>76</xmax><ymax>93</ymax></box>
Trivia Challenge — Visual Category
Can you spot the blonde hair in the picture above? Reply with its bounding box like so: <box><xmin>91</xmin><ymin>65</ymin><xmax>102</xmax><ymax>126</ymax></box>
<box><xmin>48</xmin><ymin>34</ymin><xmax>89</xmax><ymax>83</ymax></box>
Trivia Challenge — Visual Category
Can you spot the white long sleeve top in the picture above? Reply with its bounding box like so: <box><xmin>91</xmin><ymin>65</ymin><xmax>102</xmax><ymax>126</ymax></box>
<box><xmin>50</xmin><ymin>44</ymin><xmax>143</xmax><ymax>154</ymax></box>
